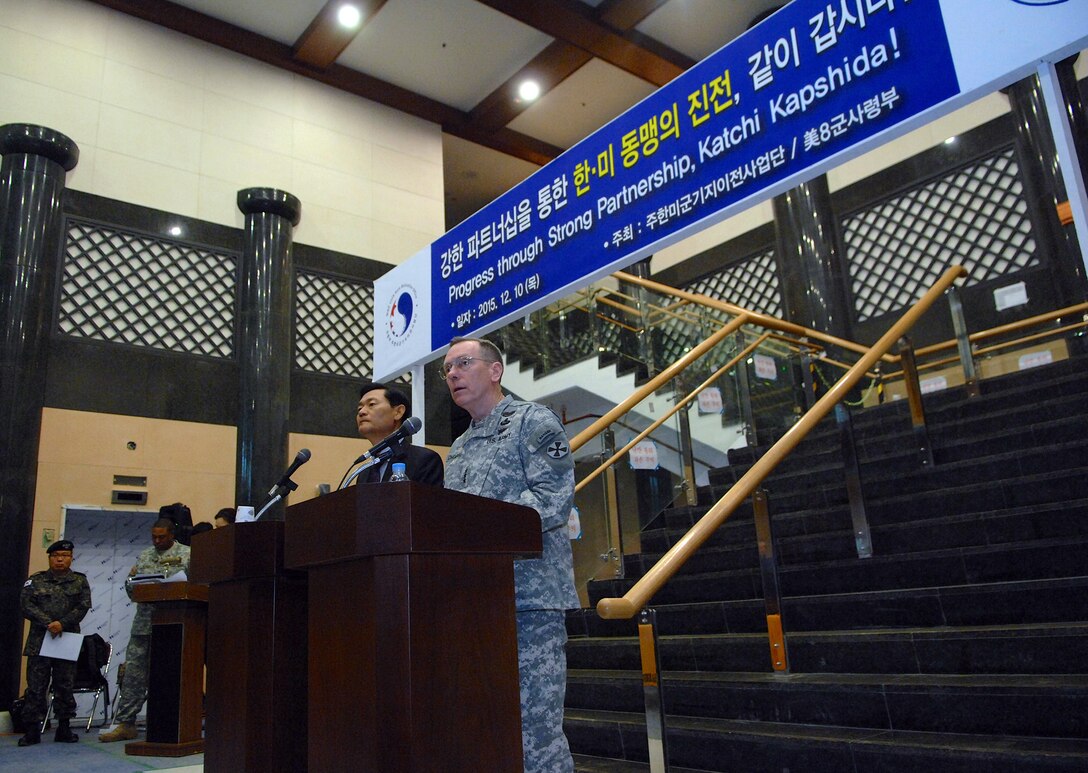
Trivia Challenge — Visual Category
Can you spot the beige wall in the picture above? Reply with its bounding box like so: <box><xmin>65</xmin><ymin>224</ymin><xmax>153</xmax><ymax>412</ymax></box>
<box><xmin>0</xmin><ymin>0</ymin><xmax>445</xmax><ymax>265</ymax></box>
<box><xmin>30</xmin><ymin>409</ymin><xmax>451</xmax><ymax>574</ymax></box>
<box><xmin>23</xmin><ymin>408</ymin><xmax>447</xmax><ymax>694</ymax></box>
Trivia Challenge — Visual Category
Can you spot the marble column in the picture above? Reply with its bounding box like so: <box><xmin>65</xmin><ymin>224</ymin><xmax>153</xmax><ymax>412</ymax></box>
<box><xmin>235</xmin><ymin>188</ymin><xmax>301</xmax><ymax>520</ymax></box>
<box><xmin>0</xmin><ymin>124</ymin><xmax>78</xmax><ymax>708</ymax></box>
<box><xmin>772</xmin><ymin>175</ymin><xmax>854</xmax><ymax>341</ymax></box>
<box><xmin>1004</xmin><ymin>58</ymin><xmax>1088</xmax><ymax>306</ymax></box>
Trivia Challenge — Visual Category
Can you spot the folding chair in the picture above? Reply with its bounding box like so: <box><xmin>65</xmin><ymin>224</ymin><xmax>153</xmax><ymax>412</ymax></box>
<box><xmin>42</xmin><ymin>633</ymin><xmax>113</xmax><ymax>731</ymax></box>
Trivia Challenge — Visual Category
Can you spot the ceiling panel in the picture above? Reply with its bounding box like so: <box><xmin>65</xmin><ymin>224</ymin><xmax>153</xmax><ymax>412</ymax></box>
<box><xmin>170</xmin><ymin>0</ymin><xmax>326</xmax><ymax>45</ymax></box>
<box><xmin>443</xmin><ymin>134</ymin><xmax>539</xmax><ymax>227</ymax></box>
<box><xmin>508</xmin><ymin>58</ymin><xmax>656</xmax><ymax>149</ymax></box>
<box><xmin>637</xmin><ymin>0</ymin><xmax>785</xmax><ymax>61</ymax></box>
<box><xmin>337</xmin><ymin>0</ymin><xmax>554</xmax><ymax>111</ymax></box>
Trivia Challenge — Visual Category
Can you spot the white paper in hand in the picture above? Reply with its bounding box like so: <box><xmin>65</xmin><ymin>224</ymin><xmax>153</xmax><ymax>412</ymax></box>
<box><xmin>39</xmin><ymin>631</ymin><xmax>84</xmax><ymax>661</ymax></box>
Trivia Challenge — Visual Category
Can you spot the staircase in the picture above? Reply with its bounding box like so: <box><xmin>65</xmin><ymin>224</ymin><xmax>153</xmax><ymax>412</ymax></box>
<box><xmin>565</xmin><ymin>352</ymin><xmax>1088</xmax><ymax>772</ymax></box>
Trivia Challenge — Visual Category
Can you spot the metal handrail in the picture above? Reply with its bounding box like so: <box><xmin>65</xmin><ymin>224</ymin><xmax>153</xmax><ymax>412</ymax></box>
<box><xmin>569</xmin><ymin>316</ymin><xmax>748</xmax><ymax>453</ymax></box>
<box><xmin>574</xmin><ymin>333</ymin><xmax>771</xmax><ymax>493</ymax></box>
<box><xmin>613</xmin><ymin>270</ymin><xmax>892</xmax><ymax>361</ymax></box>
<box><xmin>595</xmin><ymin>265</ymin><xmax>968</xmax><ymax>620</ymax></box>
<box><xmin>870</xmin><ymin>303</ymin><xmax>1088</xmax><ymax>382</ymax></box>
<box><xmin>912</xmin><ymin>301</ymin><xmax>1088</xmax><ymax>358</ymax></box>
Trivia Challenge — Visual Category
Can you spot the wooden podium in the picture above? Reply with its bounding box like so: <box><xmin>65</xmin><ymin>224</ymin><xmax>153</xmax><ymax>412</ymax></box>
<box><xmin>125</xmin><ymin>582</ymin><xmax>207</xmax><ymax>757</ymax></box>
<box><xmin>189</xmin><ymin>521</ymin><xmax>308</xmax><ymax>773</ymax></box>
<box><xmin>284</xmin><ymin>482</ymin><xmax>542</xmax><ymax>773</ymax></box>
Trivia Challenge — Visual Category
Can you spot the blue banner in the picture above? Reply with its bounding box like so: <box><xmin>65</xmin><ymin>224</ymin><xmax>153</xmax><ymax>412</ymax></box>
<box><xmin>429</xmin><ymin>0</ymin><xmax>958</xmax><ymax>349</ymax></box>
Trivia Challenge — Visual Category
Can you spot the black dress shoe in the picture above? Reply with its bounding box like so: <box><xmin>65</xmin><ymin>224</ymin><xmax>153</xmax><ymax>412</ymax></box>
<box><xmin>17</xmin><ymin>731</ymin><xmax>41</xmax><ymax>746</ymax></box>
<box><xmin>54</xmin><ymin>719</ymin><xmax>79</xmax><ymax>743</ymax></box>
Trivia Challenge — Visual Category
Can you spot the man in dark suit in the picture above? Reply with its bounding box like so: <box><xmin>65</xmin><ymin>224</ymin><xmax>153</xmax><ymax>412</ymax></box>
<box><xmin>356</xmin><ymin>381</ymin><xmax>443</xmax><ymax>486</ymax></box>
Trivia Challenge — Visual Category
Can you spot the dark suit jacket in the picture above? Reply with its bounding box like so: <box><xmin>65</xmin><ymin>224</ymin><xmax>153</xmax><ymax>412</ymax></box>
<box><xmin>361</xmin><ymin>437</ymin><xmax>444</xmax><ymax>486</ymax></box>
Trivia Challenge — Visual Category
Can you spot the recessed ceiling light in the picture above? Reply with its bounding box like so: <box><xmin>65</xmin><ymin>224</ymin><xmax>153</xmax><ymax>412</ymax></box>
<box><xmin>338</xmin><ymin>4</ymin><xmax>362</xmax><ymax>28</ymax></box>
<box><xmin>944</xmin><ymin>136</ymin><xmax>957</xmax><ymax>145</ymax></box>
<box><xmin>518</xmin><ymin>80</ymin><xmax>541</xmax><ymax>102</ymax></box>
<box><xmin>168</xmin><ymin>225</ymin><xmax>182</xmax><ymax>236</ymax></box>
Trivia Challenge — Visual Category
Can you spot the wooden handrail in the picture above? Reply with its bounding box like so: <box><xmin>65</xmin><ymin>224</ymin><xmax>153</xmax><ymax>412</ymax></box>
<box><xmin>574</xmin><ymin>333</ymin><xmax>771</xmax><ymax>493</ymax></box>
<box><xmin>971</xmin><ymin>321</ymin><xmax>1087</xmax><ymax>356</ymax></box>
<box><xmin>569</xmin><ymin>316</ymin><xmax>748</xmax><ymax>453</ymax></box>
<box><xmin>596</xmin><ymin>265</ymin><xmax>968</xmax><ymax>620</ymax></box>
<box><xmin>597</xmin><ymin>291</ymin><xmax>717</xmax><ymax>329</ymax></box>
<box><xmin>911</xmin><ymin>301</ymin><xmax>1088</xmax><ymax>358</ymax></box>
<box><xmin>613</xmin><ymin>270</ymin><xmax>891</xmax><ymax>361</ymax></box>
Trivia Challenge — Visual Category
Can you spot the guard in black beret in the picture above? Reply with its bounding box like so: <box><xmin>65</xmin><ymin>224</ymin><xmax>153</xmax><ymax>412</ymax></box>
<box><xmin>18</xmin><ymin>539</ymin><xmax>91</xmax><ymax>746</ymax></box>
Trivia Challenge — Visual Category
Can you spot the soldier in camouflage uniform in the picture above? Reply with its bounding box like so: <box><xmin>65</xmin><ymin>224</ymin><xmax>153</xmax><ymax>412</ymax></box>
<box><xmin>19</xmin><ymin>539</ymin><xmax>92</xmax><ymax>746</ymax></box>
<box><xmin>443</xmin><ymin>337</ymin><xmax>578</xmax><ymax>773</ymax></box>
<box><xmin>100</xmin><ymin>517</ymin><xmax>191</xmax><ymax>742</ymax></box>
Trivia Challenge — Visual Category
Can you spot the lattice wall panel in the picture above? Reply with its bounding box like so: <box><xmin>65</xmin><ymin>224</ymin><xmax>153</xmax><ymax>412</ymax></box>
<box><xmin>59</xmin><ymin>220</ymin><xmax>236</xmax><ymax>358</ymax></box>
<box><xmin>295</xmin><ymin>271</ymin><xmax>374</xmax><ymax>378</ymax></box>
<box><xmin>684</xmin><ymin>248</ymin><xmax>782</xmax><ymax>317</ymax></box>
<box><xmin>844</xmin><ymin>148</ymin><xmax>1037</xmax><ymax>321</ymax></box>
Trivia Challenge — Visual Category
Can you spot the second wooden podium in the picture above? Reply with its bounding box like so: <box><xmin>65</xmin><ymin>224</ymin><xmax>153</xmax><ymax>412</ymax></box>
<box><xmin>189</xmin><ymin>521</ymin><xmax>308</xmax><ymax>773</ymax></box>
<box><xmin>125</xmin><ymin>582</ymin><xmax>207</xmax><ymax>757</ymax></box>
<box><xmin>284</xmin><ymin>482</ymin><xmax>542</xmax><ymax>773</ymax></box>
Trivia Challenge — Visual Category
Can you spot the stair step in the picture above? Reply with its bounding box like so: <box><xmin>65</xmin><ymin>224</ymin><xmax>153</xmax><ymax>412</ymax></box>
<box><xmin>573</xmin><ymin>754</ymin><xmax>712</xmax><ymax>773</ymax></box>
<box><xmin>567</xmin><ymin>354</ymin><xmax>1088</xmax><ymax>770</ymax></box>
<box><xmin>565</xmin><ymin>709</ymin><xmax>1088</xmax><ymax>772</ymax></box>
<box><xmin>567</xmin><ymin>669</ymin><xmax>1088</xmax><ymax>738</ymax></box>
<box><xmin>574</xmin><ymin>576</ymin><xmax>1088</xmax><ymax>639</ymax></box>
<box><xmin>591</xmin><ymin>535</ymin><xmax>1088</xmax><ymax>607</ymax></box>
<box><xmin>568</xmin><ymin>621</ymin><xmax>1088</xmax><ymax>676</ymax></box>
<box><xmin>646</xmin><ymin>497</ymin><xmax>1088</xmax><ymax>555</ymax></box>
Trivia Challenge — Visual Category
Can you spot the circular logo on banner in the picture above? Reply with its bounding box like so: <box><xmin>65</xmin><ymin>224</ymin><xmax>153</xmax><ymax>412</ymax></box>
<box><xmin>1009</xmin><ymin>1</ymin><xmax>1069</xmax><ymax>6</ymax></box>
<box><xmin>384</xmin><ymin>284</ymin><xmax>417</xmax><ymax>347</ymax></box>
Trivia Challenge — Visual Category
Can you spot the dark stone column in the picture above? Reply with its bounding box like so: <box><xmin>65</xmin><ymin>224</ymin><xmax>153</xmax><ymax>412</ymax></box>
<box><xmin>772</xmin><ymin>175</ymin><xmax>854</xmax><ymax>340</ymax></box>
<box><xmin>0</xmin><ymin>124</ymin><xmax>78</xmax><ymax>708</ymax></box>
<box><xmin>236</xmin><ymin>188</ymin><xmax>301</xmax><ymax>520</ymax></box>
<box><xmin>1004</xmin><ymin>58</ymin><xmax>1088</xmax><ymax>306</ymax></box>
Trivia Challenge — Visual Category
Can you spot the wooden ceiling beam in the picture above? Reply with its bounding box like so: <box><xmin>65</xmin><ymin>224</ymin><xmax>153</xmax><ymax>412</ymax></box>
<box><xmin>465</xmin><ymin>0</ymin><xmax>692</xmax><ymax>144</ymax></box>
<box><xmin>468</xmin><ymin>41</ymin><xmax>592</xmax><ymax>132</ymax></box>
<box><xmin>474</xmin><ymin>0</ymin><xmax>691</xmax><ymax>86</ymax></box>
<box><xmin>596</xmin><ymin>0</ymin><xmax>673</xmax><ymax>31</ymax></box>
<box><xmin>292</xmin><ymin>0</ymin><xmax>387</xmax><ymax>70</ymax></box>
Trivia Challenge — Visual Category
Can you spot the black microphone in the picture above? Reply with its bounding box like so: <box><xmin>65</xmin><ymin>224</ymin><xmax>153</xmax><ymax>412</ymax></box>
<box><xmin>268</xmin><ymin>448</ymin><xmax>311</xmax><ymax>497</ymax></box>
<box><xmin>362</xmin><ymin>416</ymin><xmax>422</xmax><ymax>463</ymax></box>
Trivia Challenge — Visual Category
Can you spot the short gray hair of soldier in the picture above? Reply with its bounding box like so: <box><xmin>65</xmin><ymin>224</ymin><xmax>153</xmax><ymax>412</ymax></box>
<box><xmin>448</xmin><ymin>336</ymin><xmax>504</xmax><ymax>364</ymax></box>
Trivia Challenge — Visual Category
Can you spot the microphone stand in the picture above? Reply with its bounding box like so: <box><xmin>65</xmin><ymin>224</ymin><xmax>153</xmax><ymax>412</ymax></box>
<box><xmin>339</xmin><ymin>456</ymin><xmax>382</xmax><ymax>490</ymax></box>
<box><xmin>255</xmin><ymin>477</ymin><xmax>299</xmax><ymax>520</ymax></box>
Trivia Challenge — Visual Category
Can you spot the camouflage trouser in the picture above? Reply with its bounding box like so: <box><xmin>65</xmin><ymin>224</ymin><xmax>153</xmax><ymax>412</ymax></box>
<box><xmin>517</xmin><ymin>610</ymin><xmax>574</xmax><ymax>773</ymax></box>
<box><xmin>114</xmin><ymin>633</ymin><xmax>150</xmax><ymax>723</ymax></box>
<box><xmin>22</xmin><ymin>655</ymin><xmax>77</xmax><ymax>722</ymax></box>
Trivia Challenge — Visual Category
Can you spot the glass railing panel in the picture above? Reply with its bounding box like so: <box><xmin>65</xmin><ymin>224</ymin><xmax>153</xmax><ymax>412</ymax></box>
<box><xmin>567</xmin><ymin>329</ymin><xmax>756</xmax><ymax>601</ymax></box>
<box><xmin>735</xmin><ymin>334</ymin><xmax>809</xmax><ymax>447</ymax></box>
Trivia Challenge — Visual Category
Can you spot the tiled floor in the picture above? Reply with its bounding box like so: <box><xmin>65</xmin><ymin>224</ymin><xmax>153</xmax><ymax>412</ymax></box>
<box><xmin>0</xmin><ymin>725</ymin><xmax>202</xmax><ymax>773</ymax></box>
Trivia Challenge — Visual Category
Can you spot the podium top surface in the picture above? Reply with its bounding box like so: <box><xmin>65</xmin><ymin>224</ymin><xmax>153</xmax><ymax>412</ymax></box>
<box><xmin>189</xmin><ymin>520</ymin><xmax>288</xmax><ymax>584</ymax></box>
<box><xmin>131</xmin><ymin>581</ymin><xmax>208</xmax><ymax>604</ymax></box>
<box><xmin>284</xmin><ymin>482</ymin><xmax>542</xmax><ymax>570</ymax></box>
